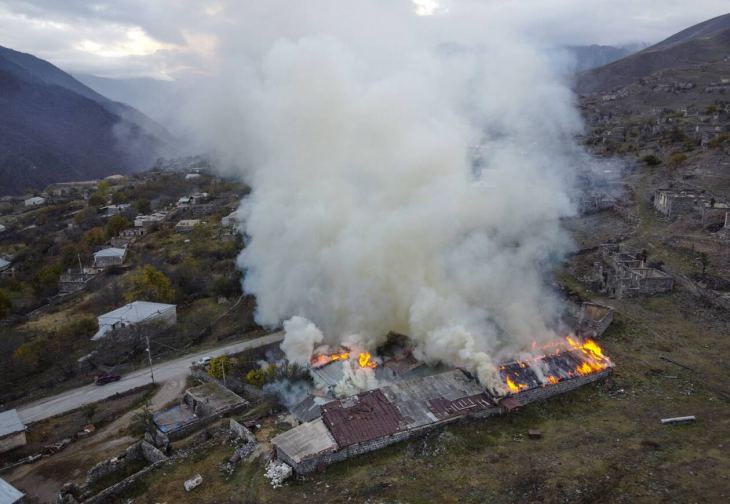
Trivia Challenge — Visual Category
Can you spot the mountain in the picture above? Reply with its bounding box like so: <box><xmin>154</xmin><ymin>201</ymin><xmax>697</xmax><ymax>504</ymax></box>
<box><xmin>565</xmin><ymin>44</ymin><xmax>642</xmax><ymax>72</ymax></box>
<box><xmin>575</xmin><ymin>13</ymin><xmax>730</xmax><ymax>95</ymax></box>
<box><xmin>74</xmin><ymin>74</ymin><xmax>181</xmax><ymax>132</ymax></box>
<box><xmin>0</xmin><ymin>46</ymin><xmax>174</xmax><ymax>194</ymax></box>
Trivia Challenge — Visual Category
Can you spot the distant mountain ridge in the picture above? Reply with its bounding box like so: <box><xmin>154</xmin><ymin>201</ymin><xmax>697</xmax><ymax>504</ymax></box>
<box><xmin>565</xmin><ymin>44</ymin><xmax>642</xmax><ymax>72</ymax></box>
<box><xmin>0</xmin><ymin>46</ymin><xmax>173</xmax><ymax>194</ymax></box>
<box><xmin>575</xmin><ymin>13</ymin><xmax>730</xmax><ymax>95</ymax></box>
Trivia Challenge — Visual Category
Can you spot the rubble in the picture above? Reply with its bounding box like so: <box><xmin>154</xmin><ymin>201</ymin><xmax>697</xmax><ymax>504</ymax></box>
<box><xmin>265</xmin><ymin>460</ymin><xmax>293</xmax><ymax>488</ymax></box>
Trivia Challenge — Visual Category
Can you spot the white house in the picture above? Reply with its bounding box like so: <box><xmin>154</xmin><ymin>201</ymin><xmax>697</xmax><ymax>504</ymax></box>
<box><xmin>221</xmin><ymin>210</ymin><xmax>241</xmax><ymax>228</ymax></box>
<box><xmin>176</xmin><ymin>219</ymin><xmax>202</xmax><ymax>232</ymax></box>
<box><xmin>101</xmin><ymin>203</ymin><xmax>132</xmax><ymax>217</ymax></box>
<box><xmin>0</xmin><ymin>258</ymin><xmax>10</xmax><ymax>273</ymax></box>
<box><xmin>134</xmin><ymin>212</ymin><xmax>167</xmax><ymax>228</ymax></box>
<box><xmin>185</xmin><ymin>173</ymin><xmax>201</xmax><ymax>180</ymax></box>
<box><xmin>0</xmin><ymin>477</ymin><xmax>24</xmax><ymax>503</ymax></box>
<box><xmin>0</xmin><ymin>224</ymin><xmax>6</xmax><ymax>233</ymax></box>
<box><xmin>24</xmin><ymin>196</ymin><xmax>46</xmax><ymax>207</ymax></box>
<box><xmin>0</xmin><ymin>409</ymin><xmax>27</xmax><ymax>454</ymax></box>
<box><xmin>93</xmin><ymin>247</ymin><xmax>127</xmax><ymax>268</ymax></box>
<box><xmin>93</xmin><ymin>301</ymin><xmax>177</xmax><ymax>341</ymax></box>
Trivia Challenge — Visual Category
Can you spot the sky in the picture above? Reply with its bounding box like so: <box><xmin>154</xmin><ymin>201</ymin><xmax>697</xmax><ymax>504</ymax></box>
<box><xmin>0</xmin><ymin>0</ymin><xmax>728</xmax><ymax>80</ymax></box>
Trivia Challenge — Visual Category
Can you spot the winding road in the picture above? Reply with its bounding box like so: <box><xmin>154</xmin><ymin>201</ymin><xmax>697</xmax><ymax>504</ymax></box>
<box><xmin>16</xmin><ymin>332</ymin><xmax>284</xmax><ymax>424</ymax></box>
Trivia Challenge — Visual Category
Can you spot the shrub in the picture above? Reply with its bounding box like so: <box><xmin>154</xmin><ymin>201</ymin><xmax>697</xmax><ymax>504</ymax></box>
<box><xmin>641</xmin><ymin>154</ymin><xmax>661</xmax><ymax>167</ymax></box>
<box><xmin>125</xmin><ymin>265</ymin><xmax>176</xmax><ymax>303</ymax></box>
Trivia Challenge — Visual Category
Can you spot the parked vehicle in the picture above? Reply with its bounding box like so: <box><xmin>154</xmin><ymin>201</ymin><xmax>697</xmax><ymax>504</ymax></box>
<box><xmin>95</xmin><ymin>372</ymin><xmax>121</xmax><ymax>385</ymax></box>
<box><xmin>196</xmin><ymin>356</ymin><xmax>212</xmax><ymax>366</ymax></box>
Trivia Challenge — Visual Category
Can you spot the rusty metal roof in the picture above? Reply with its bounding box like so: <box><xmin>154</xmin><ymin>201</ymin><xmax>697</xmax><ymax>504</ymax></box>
<box><xmin>321</xmin><ymin>389</ymin><xmax>403</xmax><ymax>448</ymax></box>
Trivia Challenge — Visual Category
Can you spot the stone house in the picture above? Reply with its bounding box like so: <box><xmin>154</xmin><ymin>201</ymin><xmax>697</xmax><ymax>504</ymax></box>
<box><xmin>595</xmin><ymin>244</ymin><xmax>674</xmax><ymax>298</ymax></box>
<box><xmin>175</xmin><ymin>219</ymin><xmax>202</xmax><ymax>232</ymax></box>
<box><xmin>92</xmin><ymin>301</ymin><xmax>177</xmax><ymax>341</ymax></box>
<box><xmin>23</xmin><ymin>196</ymin><xmax>46</xmax><ymax>207</ymax></box>
<box><xmin>93</xmin><ymin>247</ymin><xmax>127</xmax><ymax>268</ymax></box>
<box><xmin>653</xmin><ymin>189</ymin><xmax>711</xmax><ymax>219</ymax></box>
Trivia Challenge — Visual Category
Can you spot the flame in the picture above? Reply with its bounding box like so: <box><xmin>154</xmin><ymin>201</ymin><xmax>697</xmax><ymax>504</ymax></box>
<box><xmin>310</xmin><ymin>350</ymin><xmax>350</xmax><ymax>368</ymax></box>
<box><xmin>500</xmin><ymin>336</ymin><xmax>612</xmax><ymax>394</ymax></box>
<box><xmin>358</xmin><ymin>351</ymin><xmax>377</xmax><ymax>369</ymax></box>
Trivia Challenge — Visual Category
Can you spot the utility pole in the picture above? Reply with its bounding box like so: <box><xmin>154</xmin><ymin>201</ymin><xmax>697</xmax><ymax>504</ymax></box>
<box><xmin>221</xmin><ymin>354</ymin><xmax>226</xmax><ymax>385</ymax></box>
<box><xmin>145</xmin><ymin>332</ymin><xmax>155</xmax><ymax>385</ymax></box>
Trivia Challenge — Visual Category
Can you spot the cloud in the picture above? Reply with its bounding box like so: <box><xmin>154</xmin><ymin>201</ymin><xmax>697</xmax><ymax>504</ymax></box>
<box><xmin>1</xmin><ymin>1</ymin><xmax>729</xmax><ymax>79</ymax></box>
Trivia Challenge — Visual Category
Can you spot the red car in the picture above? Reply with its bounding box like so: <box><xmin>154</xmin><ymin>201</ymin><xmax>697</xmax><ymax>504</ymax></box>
<box><xmin>94</xmin><ymin>372</ymin><xmax>121</xmax><ymax>385</ymax></box>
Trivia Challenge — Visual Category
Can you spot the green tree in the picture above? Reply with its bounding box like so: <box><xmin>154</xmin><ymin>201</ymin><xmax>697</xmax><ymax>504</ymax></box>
<box><xmin>135</xmin><ymin>199</ymin><xmax>151</xmax><ymax>214</ymax></box>
<box><xmin>111</xmin><ymin>191</ymin><xmax>128</xmax><ymax>204</ymax></box>
<box><xmin>83</xmin><ymin>226</ymin><xmax>107</xmax><ymax>248</ymax></box>
<box><xmin>88</xmin><ymin>192</ymin><xmax>106</xmax><ymax>207</ymax></box>
<box><xmin>106</xmin><ymin>215</ymin><xmax>131</xmax><ymax>237</ymax></box>
<box><xmin>32</xmin><ymin>262</ymin><xmax>63</xmax><ymax>296</ymax></box>
<box><xmin>208</xmin><ymin>355</ymin><xmax>235</xmax><ymax>381</ymax></box>
<box><xmin>97</xmin><ymin>180</ymin><xmax>111</xmax><ymax>195</ymax></box>
<box><xmin>125</xmin><ymin>265</ymin><xmax>176</xmax><ymax>303</ymax></box>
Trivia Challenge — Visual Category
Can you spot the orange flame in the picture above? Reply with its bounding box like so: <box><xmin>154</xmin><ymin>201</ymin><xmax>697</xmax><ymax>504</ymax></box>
<box><xmin>310</xmin><ymin>350</ymin><xmax>350</xmax><ymax>368</ymax></box>
<box><xmin>501</xmin><ymin>336</ymin><xmax>612</xmax><ymax>394</ymax></box>
<box><xmin>358</xmin><ymin>351</ymin><xmax>377</xmax><ymax>369</ymax></box>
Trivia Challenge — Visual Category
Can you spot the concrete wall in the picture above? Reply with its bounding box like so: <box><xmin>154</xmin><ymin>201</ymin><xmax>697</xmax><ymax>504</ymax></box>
<box><xmin>0</xmin><ymin>431</ymin><xmax>27</xmax><ymax>454</ymax></box>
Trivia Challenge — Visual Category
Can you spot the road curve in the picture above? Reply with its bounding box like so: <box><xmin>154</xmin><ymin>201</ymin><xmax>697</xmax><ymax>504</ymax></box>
<box><xmin>17</xmin><ymin>332</ymin><xmax>284</xmax><ymax>424</ymax></box>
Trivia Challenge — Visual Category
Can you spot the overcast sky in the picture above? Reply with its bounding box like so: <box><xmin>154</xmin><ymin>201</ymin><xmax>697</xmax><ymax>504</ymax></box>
<box><xmin>0</xmin><ymin>0</ymin><xmax>728</xmax><ymax>80</ymax></box>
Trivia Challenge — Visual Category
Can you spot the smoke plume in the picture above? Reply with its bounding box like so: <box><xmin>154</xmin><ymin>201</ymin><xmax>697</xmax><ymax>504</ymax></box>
<box><xmin>188</xmin><ymin>2</ymin><xmax>591</xmax><ymax>390</ymax></box>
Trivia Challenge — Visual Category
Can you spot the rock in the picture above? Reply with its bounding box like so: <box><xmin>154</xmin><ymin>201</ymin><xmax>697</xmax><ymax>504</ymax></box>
<box><xmin>528</xmin><ymin>428</ymin><xmax>542</xmax><ymax>439</ymax></box>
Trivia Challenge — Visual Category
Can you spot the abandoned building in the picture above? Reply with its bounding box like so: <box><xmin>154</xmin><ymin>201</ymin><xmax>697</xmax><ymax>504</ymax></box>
<box><xmin>577</xmin><ymin>302</ymin><xmax>614</xmax><ymax>339</ymax></box>
<box><xmin>653</xmin><ymin>189</ymin><xmax>711</xmax><ymax>219</ymax></box>
<box><xmin>59</xmin><ymin>269</ymin><xmax>97</xmax><ymax>294</ymax></box>
<box><xmin>151</xmin><ymin>382</ymin><xmax>248</xmax><ymax>444</ymax></box>
<box><xmin>0</xmin><ymin>408</ymin><xmax>27</xmax><ymax>454</ymax></box>
<box><xmin>92</xmin><ymin>247</ymin><xmax>127</xmax><ymax>268</ymax></box>
<box><xmin>273</xmin><ymin>357</ymin><xmax>612</xmax><ymax>475</ymax></box>
<box><xmin>92</xmin><ymin>301</ymin><xmax>177</xmax><ymax>341</ymax></box>
<box><xmin>176</xmin><ymin>219</ymin><xmax>202</xmax><ymax>232</ymax></box>
<box><xmin>594</xmin><ymin>244</ymin><xmax>674</xmax><ymax>298</ymax></box>
<box><xmin>700</xmin><ymin>199</ymin><xmax>730</xmax><ymax>226</ymax></box>
<box><xmin>0</xmin><ymin>477</ymin><xmax>25</xmax><ymax>504</ymax></box>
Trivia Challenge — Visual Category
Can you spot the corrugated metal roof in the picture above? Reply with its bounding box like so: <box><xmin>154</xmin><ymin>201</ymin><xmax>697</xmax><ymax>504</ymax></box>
<box><xmin>93</xmin><ymin>247</ymin><xmax>126</xmax><ymax>258</ymax></box>
<box><xmin>0</xmin><ymin>478</ymin><xmax>24</xmax><ymax>504</ymax></box>
<box><xmin>0</xmin><ymin>409</ymin><xmax>25</xmax><ymax>438</ymax></box>
<box><xmin>93</xmin><ymin>301</ymin><xmax>176</xmax><ymax>340</ymax></box>
<box><xmin>272</xmin><ymin>418</ymin><xmax>337</xmax><ymax>463</ymax></box>
<box><xmin>321</xmin><ymin>389</ymin><xmax>403</xmax><ymax>448</ymax></box>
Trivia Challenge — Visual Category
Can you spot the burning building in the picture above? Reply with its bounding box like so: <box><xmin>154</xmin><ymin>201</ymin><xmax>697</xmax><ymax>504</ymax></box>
<box><xmin>272</xmin><ymin>336</ymin><xmax>613</xmax><ymax>474</ymax></box>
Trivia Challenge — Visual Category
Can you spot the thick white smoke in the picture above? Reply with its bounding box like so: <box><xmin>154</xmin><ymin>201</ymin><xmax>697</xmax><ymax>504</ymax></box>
<box><xmin>187</xmin><ymin>2</ymin><xmax>589</xmax><ymax>390</ymax></box>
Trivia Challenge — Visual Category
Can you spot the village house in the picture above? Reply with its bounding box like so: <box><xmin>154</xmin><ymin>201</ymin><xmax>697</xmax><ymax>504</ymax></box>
<box><xmin>23</xmin><ymin>196</ymin><xmax>46</xmax><ymax>207</ymax></box>
<box><xmin>700</xmin><ymin>199</ymin><xmax>730</xmax><ymax>226</ymax></box>
<box><xmin>134</xmin><ymin>212</ymin><xmax>167</xmax><ymax>228</ymax></box>
<box><xmin>221</xmin><ymin>210</ymin><xmax>241</xmax><ymax>228</ymax></box>
<box><xmin>0</xmin><ymin>409</ymin><xmax>27</xmax><ymax>454</ymax></box>
<box><xmin>185</xmin><ymin>173</ymin><xmax>201</xmax><ymax>180</ymax></box>
<box><xmin>92</xmin><ymin>301</ymin><xmax>177</xmax><ymax>341</ymax></box>
<box><xmin>594</xmin><ymin>244</ymin><xmax>674</xmax><ymax>298</ymax></box>
<box><xmin>175</xmin><ymin>219</ymin><xmax>202</xmax><ymax>232</ymax></box>
<box><xmin>653</xmin><ymin>189</ymin><xmax>711</xmax><ymax>219</ymax></box>
<box><xmin>45</xmin><ymin>180</ymin><xmax>98</xmax><ymax>199</ymax></box>
<box><xmin>59</xmin><ymin>269</ymin><xmax>97</xmax><ymax>294</ymax></box>
<box><xmin>120</xmin><ymin>227</ymin><xmax>145</xmax><ymax>239</ymax></box>
<box><xmin>0</xmin><ymin>257</ymin><xmax>11</xmax><ymax>274</ymax></box>
<box><xmin>93</xmin><ymin>247</ymin><xmax>127</xmax><ymax>268</ymax></box>
<box><xmin>101</xmin><ymin>203</ymin><xmax>132</xmax><ymax>218</ymax></box>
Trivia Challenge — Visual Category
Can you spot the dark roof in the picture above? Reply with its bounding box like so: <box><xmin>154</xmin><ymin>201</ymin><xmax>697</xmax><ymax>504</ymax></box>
<box><xmin>427</xmin><ymin>393</ymin><xmax>495</xmax><ymax>420</ymax></box>
<box><xmin>321</xmin><ymin>389</ymin><xmax>404</xmax><ymax>448</ymax></box>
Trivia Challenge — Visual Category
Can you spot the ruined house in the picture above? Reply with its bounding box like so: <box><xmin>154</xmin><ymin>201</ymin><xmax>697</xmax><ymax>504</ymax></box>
<box><xmin>577</xmin><ymin>302</ymin><xmax>614</xmax><ymax>339</ymax></box>
<box><xmin>700</xmin><ymin>200</ymin><xmax>730</xmax><ymax>226</ymax></box>
<box><xmin>594</xmin><ymin>244</ymin><xmax>674</xmax><ymax>298</ymax></box>
<box><xmin>653</xmin><ymin>189</ymin><xmax>711</xmax><ymax>219</ymax></box>
<box><xmin>59</xmin><ymin>269</ymin><xmax>97</xmax><ymax>294</ymax></box>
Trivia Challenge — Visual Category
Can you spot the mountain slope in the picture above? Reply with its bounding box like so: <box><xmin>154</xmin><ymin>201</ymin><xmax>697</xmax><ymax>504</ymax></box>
<box><xmin>575</xmin><ymin>13</ymin><xmax>730</xmax><ymax>95</ymax></box>
<box><xmin>565</xmin><ymin>44</ymin><xmax>638</xmax><ymax>72</ymax></box>
<box><xmin>0</xmin><ymin>46</ymin><xmax>173</xmax><ymax>194</ymax></box>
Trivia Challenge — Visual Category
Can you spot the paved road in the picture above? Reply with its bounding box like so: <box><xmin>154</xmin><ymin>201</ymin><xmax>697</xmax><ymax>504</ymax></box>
<box><xmin>17</xmin><ymin>332</ymin><xmax>284</xmax><ymax>424</ymax></box>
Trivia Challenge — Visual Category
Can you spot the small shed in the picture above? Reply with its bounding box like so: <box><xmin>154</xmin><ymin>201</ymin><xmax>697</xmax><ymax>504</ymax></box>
<box><xmin>23</xmin><ymin>196</ymin><xmax>45</xmax><ymax>207</ymax></box>
<box><xmin>0</xmin><ymin>409</ymin><xmax>27</xmax><ymax>454</ymax></box>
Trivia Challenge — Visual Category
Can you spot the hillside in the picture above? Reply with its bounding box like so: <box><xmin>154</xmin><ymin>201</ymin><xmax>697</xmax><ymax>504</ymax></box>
<box><xmin>0</xmin><ymin>46</ymin><xmax>173</xmax><ymax>194</ymax></box>
<box><xmin>575</xmin><ymin>12</ymin><xmax>730</xmax><ymax>95</ymax></box>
